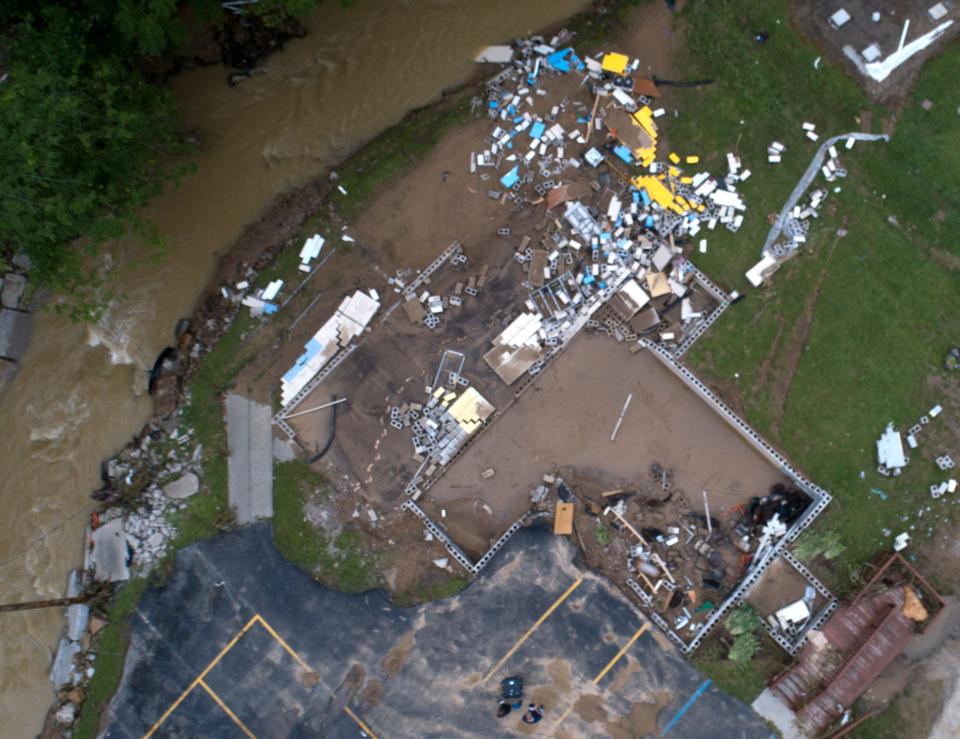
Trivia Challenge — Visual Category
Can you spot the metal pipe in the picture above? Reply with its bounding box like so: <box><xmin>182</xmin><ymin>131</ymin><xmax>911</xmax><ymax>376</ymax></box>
<box><xmin>283</xmin><ymin>397</ymin><xmax>347</xmax><ymax>420</ymax></box>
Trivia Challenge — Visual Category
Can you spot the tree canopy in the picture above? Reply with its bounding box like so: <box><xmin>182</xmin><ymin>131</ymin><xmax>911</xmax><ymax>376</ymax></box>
<box><xmin>0</xmin><ymin>0</ymin><xmax>317</xmax><ymax>319</ymax></box>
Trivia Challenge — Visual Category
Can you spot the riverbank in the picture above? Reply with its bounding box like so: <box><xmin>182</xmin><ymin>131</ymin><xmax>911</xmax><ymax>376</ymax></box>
<box><xmin>39</xmin><ymin>2</ymin><xmax>637</xmax><ymax>735</ymax></box>
<box><xmin>1</xmin><ymin>2</ymin><xmax>605</xmax><ymax>736</ymax></box>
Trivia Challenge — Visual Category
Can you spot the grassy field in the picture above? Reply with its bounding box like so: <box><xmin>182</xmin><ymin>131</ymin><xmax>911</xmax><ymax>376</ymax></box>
<box><xmin>666</xmin><ymin>1</ymin><xmax>876</xmax><ymax>290</ymax></box>
<box><xmin>663</xmin><ymin>0</ymin><xmax>960</xmax><ymax>714</ymax></box>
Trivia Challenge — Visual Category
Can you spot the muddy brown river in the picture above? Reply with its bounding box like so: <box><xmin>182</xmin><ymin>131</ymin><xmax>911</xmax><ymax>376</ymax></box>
<box><xmin>0</xmin><ymin>0</ymin><xmax>590</xmax><ymax>733</ymax></box>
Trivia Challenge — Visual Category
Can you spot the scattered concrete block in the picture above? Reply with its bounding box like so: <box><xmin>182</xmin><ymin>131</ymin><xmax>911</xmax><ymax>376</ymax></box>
<box><xmin>163</xmin><ymin>472</ymin><xmax>199</xmax><ymax>499</ymax></box>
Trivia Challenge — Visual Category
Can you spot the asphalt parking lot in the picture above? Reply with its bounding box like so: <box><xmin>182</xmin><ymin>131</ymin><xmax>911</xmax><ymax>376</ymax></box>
<box><xmin>102</xmin><ymin>524</ymin><xmax>771</xmax><ymax>738</ymax></box>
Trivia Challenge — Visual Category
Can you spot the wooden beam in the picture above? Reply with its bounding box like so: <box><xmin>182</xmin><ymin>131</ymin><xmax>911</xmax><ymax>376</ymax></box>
<box><xmin>605</xmin><ymin>507</ymin><xmax>649</xmax><ymax>547</ymax></box>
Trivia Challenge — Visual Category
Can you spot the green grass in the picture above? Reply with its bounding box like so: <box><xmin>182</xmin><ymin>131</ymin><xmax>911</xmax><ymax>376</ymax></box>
<box><xmin>675</xmin><ymin>1</ymin><xmax>960</xmax><ymax>594</ymax></box>
<box><xmin>595</xmin><ymin>521</ymin><xmax>611</xmax><ymax>547</ymax></box>
<box><xmin>691</xmin><ymin>635</ymin><xmax>787</xmax><ymax>704</ymax></box>
<box><xmin>73</xmin><ymin>578</ymin><xmax>149</xmax><ymax>739</ymax></box>
<box><xmin>849</xmin><ymin>678</ymin><xmax>944</xmax><ymax>739</ymax></box>
<box><xmin>393</xmin><ymin>574</ymin><xmax>471</xmax><ymax>608</ymax></box>
<box><xmin>272</xmin><ymin>460</ymin><xmax>380</xmax><ymax>593</ymax></box>
<box><xmin>331</xmin><ymin>93</ymin><xmax>475</xmax><ymax>221</ymax></box>
<box><xmin>666</xmin><ymin>0</ymin><xmax>877</xmax><ymax>291</ymax></box>
<box><xmin>174</xmin><ymin>313</ymin><xmax>259</xmax><ymax>547</ymax></box>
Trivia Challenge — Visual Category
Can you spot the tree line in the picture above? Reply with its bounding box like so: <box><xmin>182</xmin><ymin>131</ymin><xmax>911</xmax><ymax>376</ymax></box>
<box><xmin>0</xmin><ymin>1</ymin><xmax>317</xmax><ymax>320</ymax></box>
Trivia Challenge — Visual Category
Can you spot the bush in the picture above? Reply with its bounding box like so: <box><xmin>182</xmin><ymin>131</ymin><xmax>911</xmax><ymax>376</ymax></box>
<box><xmin>793</xmin><ymin>527</ymin><xmax>846</xmax><ymax>562</ymax></box>
<box><xmin>728</xmin><ymin>633</ymin><xmax>760</xmax><ymax>666</ymax></box>
<box><xmin>726</xmin><ymin>603</ymin><xmax>762</xmax><ymax>636</ymax></box>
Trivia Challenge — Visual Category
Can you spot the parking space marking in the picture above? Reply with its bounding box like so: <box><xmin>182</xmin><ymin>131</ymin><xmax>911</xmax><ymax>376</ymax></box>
<box><xmin>550</xmin><ymin>621</ymin><xmax>650</xmax><ymax>734</ymax></box>
<box><xmin>144</xmin><ymin>615</ymin><xmax>260</xmax><ymax>738</ymax></box>
<box><xmin>198</xmin><ymin>679</ymin><xmax>256</xmax><ymax>738</ymax></box>
<box><xmin>592</xmin><ymin>623</ymin><xmax>649</xmax><ymax>685</ymax></box>
<box><xmin>481</xmin><ymin>577</ymin><xmax>583</xmax><ymax>684</ymax></box>
<box><xmin>658</xmin><ymin>678</ymin><xmax>712</xmax><ymax>737</ymax></box>
<box><xmin>253</xmin><ymin>614</ymin><xmax>311</xmax><ymax>672</ymax></box>
<box><xmin>142</xmin><ymin>613</ymin><xmax>379</xmax><ymax>739</ymax></box>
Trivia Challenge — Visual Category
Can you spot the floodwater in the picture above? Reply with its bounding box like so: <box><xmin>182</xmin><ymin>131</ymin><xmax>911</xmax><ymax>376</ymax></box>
<box><xmin>0</xmin><ymin>0</ymin><xmax>590</xmax><ymax>733</ymax></box>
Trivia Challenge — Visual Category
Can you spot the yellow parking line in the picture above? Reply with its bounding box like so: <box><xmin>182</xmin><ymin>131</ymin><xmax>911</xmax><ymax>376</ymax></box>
<box><xmin>257</xmin><ymin>615</ymin><xmax>380</xmax><ymax>738</ymax></box>
<box><xmin>550</xmin><ymin>622</ymin><xmax>651</xmax><ymax>734</ymax></box>
<box><xmin>550</xmin><ymin>704</ymin><xmax>576</xmax><ymax>734</ymax></box>
<box><xmin>144</xmin><ymin>615</ymin><xmax>260</xmax><ymax>738</ymax></box>
<box><xmin>198</xmin><ymin>679</ymin><xmax>256</xmax><ymax>738</ymax></box>
<box><xmin>253</xmin><ymin>614</ymin><xmax>312</xmax><ymax>672</ymax></box>
<box><xmin>592</xmin><ymin>623</ymin><xmax>649</xmax><ymax>685</ymax></box>
<box><xmin>481</xmin><ymin>578</ymin><xmax>583</xmax><ymax>684</ymax></box>
<box><xmin>344</xmin><ymin>705</ymin><xmax>380</xmax><ymax>738</ymax></box>
<box><xmin>143</xmin><ymin>683</ymin><xmax>197</xmax><ymax>738</ymax></box>
<box><xmin>146</xmin><ymin>613</ymin><xmax>380</xmax><ymax>739</ymax></box>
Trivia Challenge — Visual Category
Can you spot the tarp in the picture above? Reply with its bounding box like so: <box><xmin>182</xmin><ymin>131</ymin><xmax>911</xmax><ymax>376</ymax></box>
<box><xmin>633</xmin><ymin>77</ymin><xmax>660</xmax><ymax>98</ymax></box>
<box><xmin>546</xmin><ymin>47</ymin><xmax>582</xmax><ymax>74</ymax></box>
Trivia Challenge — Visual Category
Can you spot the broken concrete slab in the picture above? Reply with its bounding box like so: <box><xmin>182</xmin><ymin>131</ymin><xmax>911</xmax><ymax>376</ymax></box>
<box><xmin>0</xmin><ymin>308</ymin><xmax>32</xmax><ymax>360</ymax></box>
<box><xmin>163</xmin><ymin>472</ymin><xmax>199</xmax><ymax>500</ymax></box>
<box><xmin>90</xmin><ymin>518</ymin><xmax>130</xmax><ymax>582</ymax></box>
<box><xmin>49</xmin><ymin>638</ymin><xmax>82</xmax><ymax>690</ymax></box>
<box><xmin>1</xmin><ymin>273</ymin><xmax>27</xmax><ymax>309</ymax></box>
<box><xmin>272</xmin><ymin>436</ymin><xmax>297</xmax><ymax>462</ymax></box>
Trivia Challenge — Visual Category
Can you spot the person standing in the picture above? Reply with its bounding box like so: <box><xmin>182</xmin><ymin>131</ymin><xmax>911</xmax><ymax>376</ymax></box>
<box><xmin>522</xmin><ymin>704</ymin><xmax>545</xmax><ymax>724</ymax></box>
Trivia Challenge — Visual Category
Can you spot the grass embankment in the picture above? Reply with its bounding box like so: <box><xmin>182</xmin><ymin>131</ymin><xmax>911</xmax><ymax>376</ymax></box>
<box><xmin>272</xmin><ymin>460</ymin><xmax>380</xmax><ymax>593</ymax></box>
<box><xmin>72</xmin><ymin>578</ymin><xmax>148</xmax><ymax>739</ymax></box>
<box><xmin>73</xmin><ymin>315</ymin><xmax>258</xmax><ymax>739</ymax></box>
<box><xmin>665</xmin><ymin>0</ymin><xmax>960</xmax><ymax>709</ymax></box>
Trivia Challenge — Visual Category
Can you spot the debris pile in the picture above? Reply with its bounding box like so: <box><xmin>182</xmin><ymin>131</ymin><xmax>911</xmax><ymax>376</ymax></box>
<box><xmin>280</xmin><ymin>289</ymin><xmax>380</xmax><ymax>406</ymax></box>
<box><xmin>471</xmin><ymin>37</ymin><xmax>742</xmax><ymax>366</ymax></box>
<box><xmin>748</xmin><ymin>135</ymin><xmax>860</xmax><ymax>287</ymax></box>
<box><xmin>86</xmin><ymin>419</ymin><xmax>204</xmax><ymax>579</ymax></box>
<box><xmin>393</xmin><ymin>242</ymin><xmax>487</xmax><ymax>331</ymax></box>
<box><xmin>541</xmin><ymin>462</ymin><xmax>811</xmax><ymax>644</ymax></box>
<box><xmin>392</xmin><ymin>350</ymin><xmax>496</xmax><ymax>495</ymax></box>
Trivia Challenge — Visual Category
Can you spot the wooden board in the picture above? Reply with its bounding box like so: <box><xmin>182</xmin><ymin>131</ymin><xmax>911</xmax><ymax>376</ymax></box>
<box><xmin>554</xmin><ymin>502</ymin><xmax>574</xmax><ymax>535</ymax></box>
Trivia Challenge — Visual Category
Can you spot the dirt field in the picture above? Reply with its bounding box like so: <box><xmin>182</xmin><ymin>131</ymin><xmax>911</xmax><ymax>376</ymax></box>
<box><xmin>428</xmin><ymin>332</ymin><xmax>788</xmax><ymax>547</ymax></box>
<box><xmin>288</xmin><ymin>239</ymin><xmax>527</xmax><ymax>504</ymax></box>
<box><xmin>745</xmin><ymin>557</ymin><xmax>825</xmax><ymax>620</ymax></box>
<box><xmin>793</xmin><ymin>0</ymin><xmax>960</xmax><ymax>101</ymax></box>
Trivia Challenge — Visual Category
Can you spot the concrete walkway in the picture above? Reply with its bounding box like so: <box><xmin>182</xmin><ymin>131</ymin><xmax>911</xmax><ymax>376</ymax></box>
<box><xmin>226</xmin><ymin>393</ymin><xmax>274</xmax><ymax>524</ymax></box>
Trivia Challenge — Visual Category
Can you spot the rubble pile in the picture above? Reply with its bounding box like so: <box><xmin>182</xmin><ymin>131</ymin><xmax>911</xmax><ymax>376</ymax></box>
<box><xmin>86</xmin><ymin>415</ymin><xmax>203</xmax><ymax>579</ymax></box>
<box><xmin>471</xmin><ymin>35</ymin><xmax>742</xmax><ymax>360</ymax></box>
<box><xmin>748</xmin><ymin>132</ymin><xmax>885</xmax><ymax>288</ymax></box>
<box><xmin>396</xmin><ymin>243</ymin><xmax>488</xmax><ymax>332</ymax></box>
<box><xmin>535</xmin><ymin>465</ymin><xmax>811</xmax><ymax>643</ymax></box>
<box><xmin>390</xmin><ymin>350</ymin><xmax>496</xmax><ymax>496</ymax></box>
